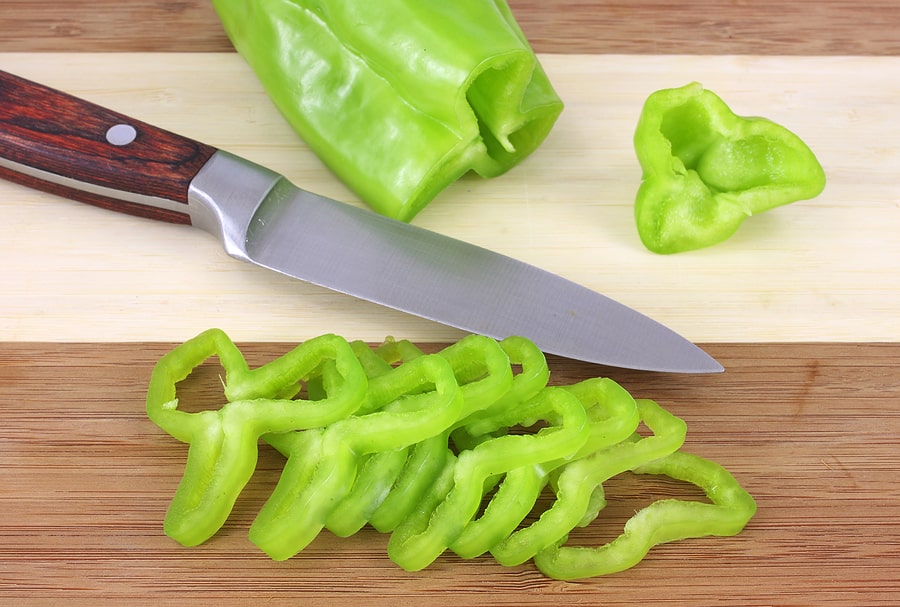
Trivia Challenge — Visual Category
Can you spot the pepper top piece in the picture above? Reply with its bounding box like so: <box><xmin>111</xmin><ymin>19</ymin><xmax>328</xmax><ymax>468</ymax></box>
<box><xmin>634</xmin><ymin>82</ymin><xmax>826</xmax><ymax>254</ymax></box>
<box><xmin>212</xmin><ymin>0</ymin><xmax>564</xmax><ymax>221</ymax></box>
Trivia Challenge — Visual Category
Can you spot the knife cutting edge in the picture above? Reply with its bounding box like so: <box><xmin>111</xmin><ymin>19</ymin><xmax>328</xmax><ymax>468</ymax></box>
<box><xmin>0</xmin><ymin>70</ymin><xmax>722</xmax><ymax>373</ymax></box>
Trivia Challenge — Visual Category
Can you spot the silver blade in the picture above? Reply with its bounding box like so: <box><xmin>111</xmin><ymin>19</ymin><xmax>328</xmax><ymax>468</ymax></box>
<box><xmin>188</xmin><ymin>151</ymin><xmax>722</xmax><ymax>373</ymax></box>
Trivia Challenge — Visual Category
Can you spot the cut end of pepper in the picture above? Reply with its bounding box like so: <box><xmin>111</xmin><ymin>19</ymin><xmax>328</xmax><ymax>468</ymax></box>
<box><xmin>633</xmin><ymin>82</ymin><xmax>826</xmax><ymax>254</ymax></box>
<box><xmin>212</xmin><ymin>0</ymin><xmax>564</xmax><ymax>222</ymax></box>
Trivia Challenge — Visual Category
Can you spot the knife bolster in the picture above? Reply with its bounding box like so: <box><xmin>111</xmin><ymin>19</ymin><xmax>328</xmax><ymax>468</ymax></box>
<box><xmin>187</xmin><ymin>151</ymin><xmax>285</xmax><ymax>261</ymax></box>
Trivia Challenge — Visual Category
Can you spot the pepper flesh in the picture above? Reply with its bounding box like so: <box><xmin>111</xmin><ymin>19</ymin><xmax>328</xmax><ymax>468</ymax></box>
<box><xmin>387</xmin><ymin>386</ymin><xmax>590</xmax><ymax>571</ymax></box>
<box><xmin>145</xmin><ymin>328</ymin><xmax>368</xmax><ymax>547</ymax></box>
<box><xmin>250</xmin><ymin>352</ymin><xmax>464</xmax><ymax>560</ymax></box>
<box><xmin>634</xmin><ymin>82</ymin><xmax>826</xmax><ymax>254</ymax></box>
<box><xmin>533</xmin><ymin>450</ymin><xmax>758</xmax><ymax>580</ymax></box>
<box><xmin>211</xmin><ymin>0</ymin><xmax>564</xmax><ymax>221</ymax></box>
<box><xmin>450</xmin><ymin>378</ymin><xmax>641</xmax><ymax>560</ymax></box>
<box><xmin>490</xmin><ymin>398</ymin><xmax>686</xmax><ymax>567</ymax></box>
<box><xmin>147</xmin><ymin>329</ymin><xmax>756</xmax><ymax>579</ymax></box>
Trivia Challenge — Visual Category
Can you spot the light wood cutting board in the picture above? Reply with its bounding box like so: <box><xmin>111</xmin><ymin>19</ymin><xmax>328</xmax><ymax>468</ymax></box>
<box><xmin>3</xmin><ymin>52</ymin><xmax>898</xmax><ymax>343</ymax></box>
<box><xmin>1</xmin><ymin>2</ymin><xmax>899</xmax><ymax>606</ymax></box>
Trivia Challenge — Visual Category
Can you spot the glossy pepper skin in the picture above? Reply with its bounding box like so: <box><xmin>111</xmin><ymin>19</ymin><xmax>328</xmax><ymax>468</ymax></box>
<box><xmin>634</xmin><ymin>82</ymin><xmax>826</xmax><ymax>254</ymax></box>
<box><xmin>211</xmin><ymin>0</ymin><xmax>564</xmax><ymax>221</ymax></box>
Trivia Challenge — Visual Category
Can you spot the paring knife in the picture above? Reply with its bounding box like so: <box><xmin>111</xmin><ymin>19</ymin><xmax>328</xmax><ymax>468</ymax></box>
<box><xmin>0</xmin><ymin>70</ymin><xmax>721</xmax><ymax>373</ymax></box>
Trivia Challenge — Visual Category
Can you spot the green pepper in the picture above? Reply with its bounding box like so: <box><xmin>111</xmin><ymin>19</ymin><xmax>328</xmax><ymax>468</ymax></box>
<box><xmin>249</xmin><ymin>352</ymin><xmax>464</xmax><ymax>560</ymax></box>
<box><xmin>331</xmin><ymin>335</ymin><xmax>532</xmax><ymax>538</ymax></box>
<box><xmin>450</xmin><ymin>377</ymin><xmax>640</xmax><ymax>560</ymax></box>
<box><xmin>533</xmin><ymin>449</ymin><xmax>757</xmax><ymax>580</ymax></box>
<box><xmin>387</xmin><ymin>386</ymin><xmax>589</xmax><ymax>571</ymax></box>
<box><xmin>145</xmin><ymin>328</ymin><xmax>368</xmax><ymax>547</ymax></box>
<box><xmin>326</xmin><ymin>335</ymin><xmax>516</xmax><ymax>537</ymax></box>
<box><xmin>368</xmin><ymin>434</ymin><xmax>453</xmax><ymax>533</ymax></box>
<box><xmin>147</xmin><ymin>329</ymin><xmax>756</xmax><ymax>579</ymax></box>
<box><xmin>490</xmin><ymin>398</ymin><xmax>687</xmax><ymax>567</ymax></box>
<box><xmin>634</xmin><ymin>82</ymin><xmax>826</xmax><ymax>253</ymax></box>
<box><xmin>211</xmin><ymin>0</ymin><xmax>564</xmax><ymax>221</ymax></box>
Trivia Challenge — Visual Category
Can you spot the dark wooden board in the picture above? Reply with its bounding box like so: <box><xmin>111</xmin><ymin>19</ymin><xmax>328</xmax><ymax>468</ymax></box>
<box><xmin>1</xmin><ymin>342</ymin><xmax>899</xmax><ymax>606</ymax></box>
<box><xmin>2</xmin><ymin>0</ymin><xmax>899</xmax><ymax>55</ymax></box>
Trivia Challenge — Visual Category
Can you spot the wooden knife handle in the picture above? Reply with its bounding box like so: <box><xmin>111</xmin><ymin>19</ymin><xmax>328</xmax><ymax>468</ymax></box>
<box><xmin>0</xmin><ymin>70</ymin><xmax>217</xmax><ymax>224</ymax></box>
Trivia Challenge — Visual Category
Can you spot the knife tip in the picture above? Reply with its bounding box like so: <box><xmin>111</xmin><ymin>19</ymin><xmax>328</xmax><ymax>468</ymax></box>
<box><xmin>698</xmin><ymin>357</ymin><xmax>726</xmax><ymax>374</ymax></box>
<box><xmin>546</xmin><ymin>341</ymin><xmax>724</xmax><ymax>374</ymax></box>
<box><xmin>654</xmin><ymin>344</ymin><xmax>724</xmax><ymax>374</ymax></box>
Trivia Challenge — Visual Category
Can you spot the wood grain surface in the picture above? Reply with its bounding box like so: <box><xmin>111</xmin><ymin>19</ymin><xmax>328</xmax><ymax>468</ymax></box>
<box><xmin>3</xmin><ymin>0</ymin><xmax>900</xmax><ymax>55</ymax></box>
<box><xmin>1</xmin><ymin>341</ymin><xmax>899</xmax><ymax>607</ymax></box>
<box><xmin>2</xmin><ymin>2</ymin><xmax>899</xmax><ymax>606</ymax></box>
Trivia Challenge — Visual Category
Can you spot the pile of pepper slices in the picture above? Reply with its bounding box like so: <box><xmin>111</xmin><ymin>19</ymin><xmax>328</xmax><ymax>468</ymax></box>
<box><xmin>147</xmin><ymin>329</ymin><xmax>755</xmax><ymax>580</ymax></box>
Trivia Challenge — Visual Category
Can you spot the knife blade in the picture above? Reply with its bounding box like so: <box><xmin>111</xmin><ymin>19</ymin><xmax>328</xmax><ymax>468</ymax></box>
<box><xmin>0</xmin><ymin>70</ymin><xmax>722</xmax><ymax>373</ymax></box>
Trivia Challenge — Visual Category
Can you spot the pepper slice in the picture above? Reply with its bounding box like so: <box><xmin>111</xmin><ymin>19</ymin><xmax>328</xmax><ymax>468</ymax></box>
<box><xmin>326</xmin><ymin>335</ymin><xmax>516</xmax><ymax>537</ymax></box>
<box><xmin>145</xmin><ymin>328</ymin><xmax>368</xmax><ymax>547</ymax></box>
<box><xmin>490</xmin><ymin>398</ymin><xmax>686</xmax><ymax>567</ymax></box>
<box><xmin>250</xmin><ymin>352</ymin><xmax>464</xmax><ymax>560</ymax></box>
<box><xmin>533</xmin><ymin>450</ymin><xmax>757</xmax><ymax>580</ymax></box>
<box><xmin>450</xmin><ymin>378</ymin><xmax>640</xmax><ymax>560</ymax></box>
<box><xmin>146</xmin><ymin>329</ymin><xmax>756</xmax><ymax>578</ymax></box>
<box><xmin>634</xmin><ymin>82</ymin><xmax>826</xmax><ymax>253</ymax></box>
<box><xmin>387</xmin><ymin>386</ymin><xmax>590</xmax><ymax>571</ymax></box>
<box><xmin>212</xmin><ymin>0</ymin><xmax>564</xmax><ymax>221</ymax></box>
<box><xmin>333</xmin><ymin>335</ymin><xmax>533</xmax><ymax>537</ymax></box>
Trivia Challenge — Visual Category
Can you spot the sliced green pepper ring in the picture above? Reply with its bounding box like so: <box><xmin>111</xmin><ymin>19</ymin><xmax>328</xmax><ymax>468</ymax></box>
<box><xmin>450</xmin><ymin>378</ymin><xmax>640</xmax><ymax>560</ymax></box>
<box><xmin>533</xmin><ymin>449</ymin><xmax>757</xmax><ymax>580</ymax></box>
<box><xmin>250</xmin><ymin>353</ymin><xmax>464</xmax><ymax>561</ymax></box>
<box><xmin>387</xmin><ymin>385</ymin><xmax>590</xmax><ymax>572</ymax></box>
<box><xmin>490</xmin><ymin>398</ymin><xmax>686</xmax><ymax>567</ymax></box>
<box><xmin>327</xmin><ymin>334</ymin><xmax>519</xmax><ymax>537</ymax></box>
<box><xmin>145</xmin><ymin>329</ymin><xmax>756</xmax><ymax>578</ymax></box>
<box><xmin>145</xmin><ymin>328</ymin><xmax>368</xmax><ymax>547</ymax></box>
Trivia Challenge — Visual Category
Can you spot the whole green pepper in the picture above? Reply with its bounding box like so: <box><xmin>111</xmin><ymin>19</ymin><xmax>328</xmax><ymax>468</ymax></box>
<box><xmin>634</xmin><ymin>82</ymin><xmax>826</xmax><ymax>253</ymax></box>
<box><xmin>212</xmin><ymin>0</ymin><xmax>564</xmax><ymax>221</ymax></box>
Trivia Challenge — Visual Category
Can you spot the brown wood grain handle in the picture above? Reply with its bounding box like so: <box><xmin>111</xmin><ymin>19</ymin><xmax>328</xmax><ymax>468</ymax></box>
<box><xmin>0</xmin><ymin>70</ymin><xmax>217</xmax><ymax>224</ymax></box>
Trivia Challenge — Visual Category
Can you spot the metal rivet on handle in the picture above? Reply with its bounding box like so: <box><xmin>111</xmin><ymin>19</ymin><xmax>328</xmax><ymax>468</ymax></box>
<box><xmin>105</xmin><ymin>123</ymin><xmax>137</xmax><ymax>146</ymax></box>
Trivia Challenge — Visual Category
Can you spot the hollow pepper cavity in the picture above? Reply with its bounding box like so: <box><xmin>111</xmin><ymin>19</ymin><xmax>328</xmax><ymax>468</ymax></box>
<box><xmin>634</xmin><ymin>82</ymin><xmax>826</xmax><ymax>254</ymax></box>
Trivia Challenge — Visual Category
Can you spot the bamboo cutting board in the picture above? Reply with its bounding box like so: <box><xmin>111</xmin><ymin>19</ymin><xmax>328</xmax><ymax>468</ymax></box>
<box><xmin>2</xmin><ymin>52</ymin><xmax>899</xmax><ymax>343</ymax></box>
<box><xmin>2</xmin><ymin>2</ymin><xmax>900</xmax><ymax>606</ymax></box>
